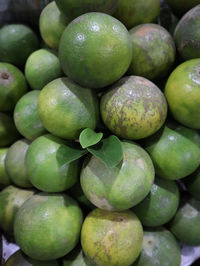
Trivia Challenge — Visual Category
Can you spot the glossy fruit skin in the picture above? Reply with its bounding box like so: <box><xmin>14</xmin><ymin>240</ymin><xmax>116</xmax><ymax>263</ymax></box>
<box><xmin>134</xmin><ymin>227</ymin><xmax>181</xmax><ymax>266</ymax></box>
<box><xmin>0</xmin><ymin>185</ymin><xmax>35</xmax><ymax>234</ymax></box>
<box><xmin>14</xmin><ymin>90</ymin><xmax>46</xmax><ymax>141</ymax></box>
<box><xmin>5</xmin><ymin>250</ymin><xmax>59</xmax><ymax>266</ymax></box>
<box><xmin>55</xmin><ymin>0</ymin><xmax>119</xmax><ymax>20</ymax></box>
<box><xmin>100</xmin><ymin>76</ymin><xmax>167</xmax><ymax>140</ymax></box>
<box><xmin>14</xmin><ymin>193</ymin><xmax>83</xmax><ymax>260</ymax></box>
<box><xmin>5</xmin><ymin>139</ymin><xmax>32</xmax><ymax>188</ymax></box>
<box><xmin>25</xmin><ymin>49</ymin><xmax>62</xmax><ymax>90</ymax></box>
<box><xmin>0</xmin><ymin>24</ymin><xmax>39</xmax><ymax>67</ymax></box>
<box><xmin>39</xmin><ymin>1</ymin><xmax>70</xmax><ymax>50</ymax></box>
<box><xmin>25</xmin><ymin>134</ymin><xmax>79</xmax><ymax>192</ymax></box>
<box><xmin>165</xmin><ymin>59</ymin><xmax>200</xmax><ymax>129</ymax></box>
<box><xmin>144</xmin><ymin>126</ymin><xmax>200</xmax><ymax>180</ymax></box>
<box><xmin>59</xmin><ymin>12</ymin><xmax>132</xmax><ymax>89</ymax></box>
<box><xmin>38</xmin><ymin>77</ymin><xmax>99</xmax><ymax>140</ymax></box>
<box><xmin>174</xmin><ymin>5</ymin><xmax>200</xmax><ymax>60</ymax></box>
<box><xmin>133</xmin><ymin>177</ymin><xmax>179</xmax><ymax>227</ymax></box>
<box><xmin>113</xmin><ymin>0</ymin><xmax>160</xmax><ymax>30</ymax></box>
<box><xmin>169</xmin><ymin>195</ymin><xmax>200</xmax><ymax>245</ymax></box>
<box><xmin>166</xmin><ymin>0</ymin><xmax>200</xmax><ymax>17</ymax></box>
<box><xmin>0</xmin><ymin>112</ymin><xmax>19</xmax><ymax>147</ymax></box>
<box><xmin>81</xmin><ymin>141</ymin><xmax>155</xmax><ymax>211</ymax></box>
<box><xmin>183</xmin><ymin>168</ymin><xmax>200</xmax><ymax>200</ymax></box>
<box><xmin>81</xmin><ymin>208</ymin><xmax>143</xmax><ymax>266</ymax></box>
<box><xmin>0</xmin><ymin>63</ymin><xmax>27</xmax><ymax>111</ymax></box>
<box><xmin>128</xmin><ymin>24</ymin><xmax>176</xmax><ymax>81</ymax></box>
<box><xmin>0</xmin><ymin>148</ymin><xmax>11</xmax><ymax>188</ymax></box>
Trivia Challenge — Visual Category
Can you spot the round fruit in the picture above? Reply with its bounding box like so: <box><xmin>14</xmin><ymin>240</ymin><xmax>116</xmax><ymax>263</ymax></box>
<box><xmin>63</xmin><ymin>246</ymin><xmax>92</xmax><ymax>266</ymax></box>
<box><xmin>81</xmin><ymin>141</ymin><xmax>155</xmax><ymax>211</ymax></box>
<box><xmin>166</xmin><ymin>0</ymin><xmax>200</xmax><ymax>17</ymax></box>
<box><xmin>5</xmin><ymin>250</ymin><xmax>59</xmax><ymax>266</ymax></box>
<box><xmin>0</xmin><ymin>148</ymin><xmax>11</xmax><ymax>188</ymax></box>
<box><xmin>14</xmin><ymin>90</ymin><xmax>46</xmax><ymax>140</ymax></box>
<box><xmin>39</xmin><ymin>1</ymin><xmax>70</xmax><ymax>50</ymax></box>
<box><xmin>0</xmin><ymin>24</ymin><xmax>39</xmax><ymax>67</ymax></box>
<box><xmin>0</xmin><ymin>185</ymin><xmax>35</xmax><ymax>234</ymax></box>
<box><xmin>100</xmin><ymin>76</ymin><xmax>167</xmax><ymax>140</ymax></box>
<box><xmin>25</xmin><ymin>134</ymin><xmax>80</xmax><ymax>192</ymax></box>
<box><xmin>113</xmin><ymin>0</ymin><xmax>160</xmax><ymax>30</ymax></box>
<box><xmin>14</xmin><ymin>192</ymin><xmax>83</xmax><ymax>260</ymax></box>
<box><xmin>0</xmin><ymin>63</ymin><xmax>27</xmax><ymax>111</ymax></box>
<box><xmin>81</xmin><ymin>208</ymin><xmax>143</xmax><ymax>266</ymax></box>
<box><xmin>134</xmin><ymin>228</ymin><xmax>181</xmax><ymax>266</ymax></box>
<box><xmin>59</xmin><ymin>12</ymin><xmax>132</xmax><ymax>89</ymax></box>
<box><xmin>0</xmin><ymin>112</ymin><xmax>19</xmax><ymax>147</ymax></box>
<box><xmin>38</xmin><ymin>77</ymin><xmax>99</xmax><ymax>140</ymax></box>
<box><xmin>5</xmin><ymin>139</ymin><xmax>32</xmax><ymax>188</ymax></box>
<box><xmin>169</xmin><ymin>195</ymin><xmax>200</xmax><ymax>245</ymax></box>
<box><xmin>174</xmin><ymin>5</ymin><xmax>200</xmax><ymax>60</ymax></box>
<box><xmin>55</xmin><ymin>0</ymin><xmax>119</xmax><ymax>20</ymax></box>
<box><xmin>25</xmin><ymin>49</ymin><xmax>62</xmax><ymax>90</ymax></box>
<box><xmin>133</xmin><ymin>177</ymin><xmax>179</xmax><ymax>226</ymax></box>
<box><xmin>183</xmin><ymin>168</ymin><xmax>200</xmax><ymax>200</ymax></box>
<box><xmin>165</xmin><ymin>59</ymin><xmax>200</xmax><ymax>129</ymax></box>
<box><xmin>144</xmin><ymin>125</ymin><xmax>200</xmax><ymax>180</ymax></box>
<box><xmin>128</xmin><ymin>24</ymin><xmax>176</xmax><ymax>80</ymax></box>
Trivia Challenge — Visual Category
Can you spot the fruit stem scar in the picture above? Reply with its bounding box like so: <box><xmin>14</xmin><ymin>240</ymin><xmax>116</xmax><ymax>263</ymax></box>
<box><xmin>1</xmin><ymin>73</ymin><xmax>9</xmax><ymax>79</ymax></box>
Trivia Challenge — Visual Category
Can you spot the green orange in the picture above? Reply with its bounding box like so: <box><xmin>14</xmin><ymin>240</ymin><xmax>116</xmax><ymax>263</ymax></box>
<box><xmin>81</xmin><ymin>208</ymin><xmax>143</xmax><ymax>266</ymax></box>
<box><xmin>0</xmin><ymin>63</ymin><xmax>27</xmax><ymax>111</ymax></box>
<box><xmin>166</xmin><ymin>0</ymin><xmax>200</xmax><ymax>17</ymax></box>
<box><xmin>14</xmin><ymin>192</ymin><xmax>83</xmax><ymax>260</ymax></box>
<box><xmin>183</xmin><ymin>168</ymin><xmax>200</xmax><ymax>200</ymax></box>
<box><xmin>0</xmin><ymin>148</ymin><xmax>11</xmax><ymax>188</ymax></box>
<box><xmin>165</xmin><ymin>59</ymin><xmax>200</xmax><ymax>129</ymax></box>
<box><xmin>62</xmin><ymin>246</ymin><xmax>92</xmax><ymax>266</ymax></box>
<box><xmin>59</xmin><ymin>12</ymin><xmax>132</xmax><ymax>89</ymax></box>
<box><xmin>38</xmin><ymin>77</ymin><xmax>99</xmax><ymax>140</ymax></box>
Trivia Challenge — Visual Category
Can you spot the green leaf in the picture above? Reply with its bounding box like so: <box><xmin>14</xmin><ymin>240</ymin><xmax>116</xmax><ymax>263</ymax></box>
<box><xmin>87</xmin><ymin>135</ymin><xmax>123</xmax><ymax>168</ymax></box>
<box><xmin>79</xmin><ymin>128</ymin><xmax>103</xmax><ymax>149</ymax></box>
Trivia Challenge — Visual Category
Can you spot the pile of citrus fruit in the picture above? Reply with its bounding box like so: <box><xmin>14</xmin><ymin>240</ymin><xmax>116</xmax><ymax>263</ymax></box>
<box><xmin>0</xmin><ymin>0</ymin><xmax>200</xmax><ymax>265</ymax></box>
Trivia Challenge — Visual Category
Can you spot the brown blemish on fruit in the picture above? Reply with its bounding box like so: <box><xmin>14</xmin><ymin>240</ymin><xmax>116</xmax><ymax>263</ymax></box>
<box><xmin>1</xmin><ymin>73</ymin><xmax>9</xmax><ymax>79</ymax></box>
<box><xmin>135</xmin><ymin>26</ymin><xmax>153</xmax><ymax>37</ymax></box>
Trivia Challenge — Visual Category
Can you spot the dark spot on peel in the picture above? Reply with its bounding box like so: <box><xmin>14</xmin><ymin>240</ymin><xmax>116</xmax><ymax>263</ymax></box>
<box><xmin>1</xmin><ymin>73</ymin><xmax>9</xmax><ymax>79</ymax></box>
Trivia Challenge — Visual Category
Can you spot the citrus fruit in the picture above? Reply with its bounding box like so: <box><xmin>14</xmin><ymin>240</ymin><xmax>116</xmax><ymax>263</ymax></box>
<box><xmin>38</xmin><ymin>77</ymin><xmax>99</xmax><ymax>140</ymax></box>
<box><xmin>81</xmin><ymin>208</ymin><xmax>143</xmax><ymax>266</ymax></box>
<box><xmin>166</xmin><ymin>0</ymin><xmax>200</xmax><ymax>17</ymax></box>
<box><xmin>165</xmin><ymin>59</ymin><xmax>200</xmax><ymax>129</ymax></box>
<box><xmin>63</xmin><ymin>246</ymin><xmax>92</xmax><ymax>266</ymax></box>
<box><xmin>113</xmin><ymin>0</ymin><xmax>160</xmax><ymax>29</ymax></box>
<box><xmin>0</xmin><ymin>63</ymin><xmax>27</xmax><ymax>111</ymax></box>
<box><xmin>25</xmin><ymin>134</ymin><xmax>80</xmax><ymax>192</ymax></box>
<box><xmin>183</xmin><ymin>168</ymin><xmax>200</xmax><ymax>200</ymax></box>
<box><xmin>133</xmin><ymin>177</ymin><xmax>179</xmax><ymax>226</ymax></box>
<box><xmin>39</xmin><ymin>1</ymin><xmax>70</xmax><ymax>50</ymax></box>
<box><xmin>55</xmin><ymin>0</ymin><xmax>119</xmax><ymax>20</ymax></box>
<box><xmin>100</xmin><ymin>76</ymin><xmax>167</xmax><ymax>140</ymax></box>
<box><xmin>14</xmin><ymin>192</ymin><xmax>83</xmax><ymax>260</ymax></box>
<box><xmin>5</xmin><ymin>139</ymin><xmax>32</xmax><ymax>188</ymax></box>
<box><xmin>25</xmin><ymin>49</ymin><xmax>62</xmax><ymax>90</ymax></box>
<box><xmin>169</xmin><ymin>195</ymin><xmax>200</xmax><ymax>245</ymax></box>
<box><xmin>144</xmin><ymin>125</ymin><xmax>200</xmax><ymax>180</ymax></box>
<box><xmin>14</xmin><ymin>90</ymin><xmax>46</xmax><ymax>140</ymax></box>
<box><xmin>134</xmin><ymin>228</ymin><xmax>181</xmax><ymax>266</ymax></box>
<box><xmin>0</xmin><ymin>185</ymin><xmax>35</xmax><ymax>234</ymax></box>
<box><xmin>0</xmin><ymin>24</ymin><xmax>39</xmax><ymax>67</ymax></box>
<box><xmin>81</xmin><ymin>141</ymin><xmax>155</xmax><ymax>211</ymax></box>
<box><xmin>0</xmin><ymin>148</ymin><xmax>11</xmax><ymax>188</ymax></box>
<box><xmin>174</xmin><ymin>5</ymin><xmax>200</xmax><ymax>60</ymax></box>
<box><xmin>0</xmin><ymin>112</ymin><xmax>19</xmax><ymax>147</ymax></box>
<box><xmin>128</xmin><ymin>24</ymin><xmax>176</xmax><ymax>80</ymax></box>
<box><xmin>5</xmin><ymin>250</ymin><xmax>59</xmax><ymax>266</ymax></box>
<box><xmin>59</xmin><ymin>12</ymin><xmax>132</xmax><ymax>89</ymax></box>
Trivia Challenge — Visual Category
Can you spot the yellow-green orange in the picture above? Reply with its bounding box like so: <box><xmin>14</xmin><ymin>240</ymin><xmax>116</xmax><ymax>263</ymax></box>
<box><xmin>5</xmin><ymin>139</ymin><xmax>32</xmax><ymax>188</ymax></box>
<box><xmin>100</xmin><ymin>76</ymin><xmax>167</xmax><ymax>140</ymax></box>
<box><xmin>39</xmin><ymin>1</ymin><xmax>70</xmax><ymax>50</ymax></box>
<box><xmin>0</xmin><ymin>148</ymin><xmax>11</xmax><ymax>188</ymax></box>
<box><xmin>81</xmin><ymin>208</ymin><xmax>143</xmax><ymax>266</ymax></box>
<box><xmin>14</xmin><ymin>193</ymin><xmax>83</xmax><ymax>260</ymax></box>
<box><xmin>0</xmin><ymin>63</ymin><xmax>27</xmax><ymax>111</ymax></box>
<box><xmin>81</xmin><ymin>141</ymin><xmax>155</xmax><ymax>211</ymax></box>
<box><xmin>165</xmin><ymin>59</ymin><xmax>200</xmax><ymax>129</ymax></box>
<box><xmin>38</xmin><ymin>78</ymin><xmax>99</xmax><ymax>140</ymax></box>
<box><xmin>114</xmin><ymin>0</ymin><xmax>160</xmax><ymax>29</ymax></box>
<box><xmin>59</xmin><ymin>12</ymin><xmax>132</xmax><ymax>89</ymax></box>
<box><xmin>0</xmin><ymin>185</ymin><xmax>35</xmax><ymax>234</ymax></box>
